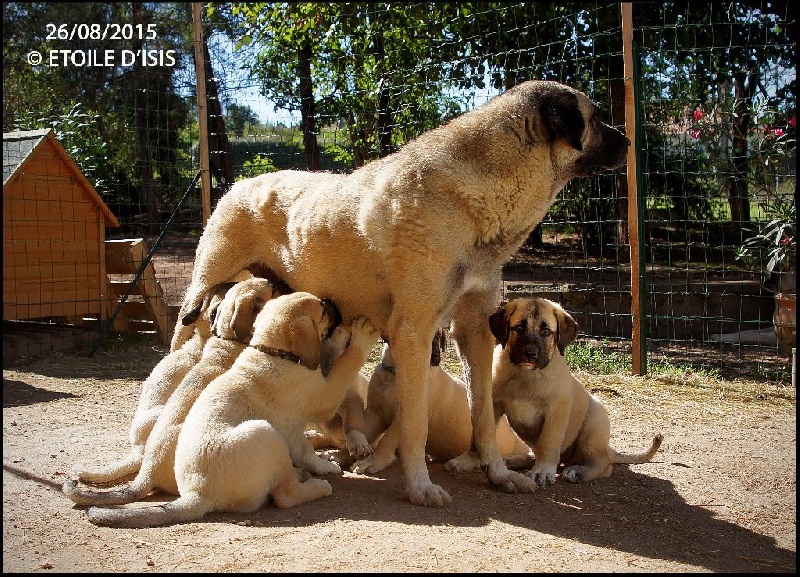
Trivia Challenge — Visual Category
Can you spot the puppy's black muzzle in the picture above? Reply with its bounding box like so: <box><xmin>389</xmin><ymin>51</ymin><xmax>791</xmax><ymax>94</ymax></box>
<box><xmin>320</xmin><ymin>298</ymin><xmax>342</xmax><ymax>339</ymax></box>
<box><xmin>509</xmin><ymin>333</ymin><xmax>551</xmax><ymax>369</ymax></box>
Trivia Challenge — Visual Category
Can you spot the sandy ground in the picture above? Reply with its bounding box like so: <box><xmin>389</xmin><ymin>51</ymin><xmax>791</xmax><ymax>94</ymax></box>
<box><xmin>3</xmin><ymin>339</ymin><xmax>796</xmax><ymax>573</ymax></box>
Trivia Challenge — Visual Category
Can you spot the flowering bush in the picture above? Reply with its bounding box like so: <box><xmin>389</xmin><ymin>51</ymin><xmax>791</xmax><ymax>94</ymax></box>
<box><xmin>735</xmin><ymin>195</ymin><xmax>796</xmax><ymax>290</ymax></box>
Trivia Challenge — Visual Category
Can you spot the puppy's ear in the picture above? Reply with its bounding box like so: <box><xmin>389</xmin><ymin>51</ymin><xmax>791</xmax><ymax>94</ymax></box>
<box><xmin>541</xmin><ymin>92</ymin><xmax>584</xmax><ymax>151</ymax></box>
<box><xmin>181</xmin><ymin>306</ymin><xmax>202</xmax><ymax>326</ymax></box>
<box><xmin>291</xmin><ymin>316</ymin><xmax>322</xmax><ymax>371</ymax></box>
<box><xmin>554</xmin><ymin>305</ymin><xmax>579</xmax><ymax>356</ymax></box>
<box><xmin>231</xmin><ymin>295</ymin><xmax>267</xmax><ymax>342</ymax></box>
<box><xmin>489</xmin><ymin>302</ymin><xmax>514</xmax><ymax>348</ymax></box>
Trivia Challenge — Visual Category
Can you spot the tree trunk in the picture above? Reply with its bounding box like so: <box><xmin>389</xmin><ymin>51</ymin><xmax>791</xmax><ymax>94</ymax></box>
<box><xmin>298</xmin><ymin>39</ymin><xmax>321</xmax><ymax>171</ymax></box>
<box><xmin>132</xmin><ymin>3</ymin><xmax>158</xmax><ymax>235</ymax></box>
<box><xmin>727</xmin><ymin>72</ymin><xmax>753</xmax><ymax>229</ymax></box>
<box><xmin>202</xmin><ymin>40</ymin><xmax>234</xmax><ymax>196</ymax></box>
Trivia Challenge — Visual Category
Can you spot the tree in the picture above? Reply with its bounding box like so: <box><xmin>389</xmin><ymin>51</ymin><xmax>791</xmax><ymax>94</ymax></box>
<box><xmin>226</xmin><ymin>103</ymin><xmax>260</xmax><ymax>137</ymax></box>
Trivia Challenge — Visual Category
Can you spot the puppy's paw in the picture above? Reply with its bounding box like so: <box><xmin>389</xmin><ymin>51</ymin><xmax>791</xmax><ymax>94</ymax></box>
<box><xmin>350</xmin><ymin>452</ymin><xmax>395</xmax><ymax>475</ymax></box>
<box><xmin>561</xmin><ymin>465</ymin><xmax>587</xmax><ymax>484</ymax></box>
<box><xmin>345</xmin><ymin>430</ymin><xmax>373</xmax><ymax>459</ymax></box>
<box><xmin>443</xmin><ymin>451</ymin><xmax>482</xmax><ymax>474</ymax></box>
<box><xmin>528</xmin><ymin>463</ymin><xmax>558</xmax><ymax>486</ymax></box>
<box><xmin>348</xmin><ymin>317</ymin><xmax>381</xmax><ymax>355</ymax></box>
<box><xmin>305</xmin><ymin>456</ymin><xmax>342</xmax><ymax>476</ymax></box>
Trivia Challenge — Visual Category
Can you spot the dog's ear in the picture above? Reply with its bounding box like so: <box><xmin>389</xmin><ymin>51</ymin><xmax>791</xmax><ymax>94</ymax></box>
<box><xmin>181</xmin><ymin>306</ymin><xmax>202</xmax><ymax>327</ymax></box>
<box><xmin>291</xmin><ymin>316</ymin><xmax>322</xmax><ymax>371</ymax></box>
<box><xmin>554</xmin><ymin>304</ymin><xmax>579</xmax><ymax>355</ymax></box>
<box><xmin>489</xmin><ymin>302</ymin><xmax>514</xmax><ymax>348</ymax></box>
<box><xmin>540</xmin><ymin>92</ymin><xmax>584</xmax><ymax>151</ymax></box>
<box><xmin>231</xmin><ymin>294</ymin><xmax>268</xmax><ymax>342</ymax></box>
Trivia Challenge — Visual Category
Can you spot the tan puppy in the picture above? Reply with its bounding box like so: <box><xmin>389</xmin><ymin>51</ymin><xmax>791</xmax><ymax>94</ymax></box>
<box><xmin>72</xmin><ymin>281</ymin><xmax>237</xmax><ymax>484</ymax></box>
<box><xmin>172</xmin><ymin>80</ymin><xmax>629</xmax><ymax>506</ymax></box>
<box><xmin>304</xmin><ymin>327</ymin><xmax>372</xmax><ymax>464</ymax></box>
<box><xmin>84</xmin><ymin>292</ymin><xmax>380</xmax><ymax>527</ymax></box>
<box><xmin>486</xmin><ymin>298</ymin><xmax>663</xmax><ymax>485</ymax></box>
<box><xmin>63</xmin><ymin>277</ymin><xmax>280</xmax><ymax>506</ymax></box>
<box><xmin>351</xmin><ymin>332</ymin><xmax>532</xmax><ymax>475</ymax></box>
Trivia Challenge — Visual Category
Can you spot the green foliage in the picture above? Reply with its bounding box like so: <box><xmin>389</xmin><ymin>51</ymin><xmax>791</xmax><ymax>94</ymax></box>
<box><xmin>566</xmin><ymin>341</ymin><xmax>631</xmax><ymax>374</ymax></box>
<box><xmin>239</xmin><ymin>153</ymin><xmax>278</xmax><ymax>179</ymax></box>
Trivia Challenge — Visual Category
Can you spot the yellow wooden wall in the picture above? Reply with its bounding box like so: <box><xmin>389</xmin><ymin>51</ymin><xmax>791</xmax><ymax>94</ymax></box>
<box><xmin>3</xmin><ymin>139</ymin><xmax>108</xmax><ymax>322</ymax></box>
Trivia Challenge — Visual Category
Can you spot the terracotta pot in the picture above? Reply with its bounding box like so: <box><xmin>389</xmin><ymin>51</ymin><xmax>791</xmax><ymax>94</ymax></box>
<box><xmin>773</xmin><ymin>292</ymin><xmax>796</xmax><ymax>355</ymax></box>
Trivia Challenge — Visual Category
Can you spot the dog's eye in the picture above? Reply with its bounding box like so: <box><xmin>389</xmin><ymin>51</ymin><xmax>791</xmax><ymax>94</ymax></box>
<box><xmin>512</xmin><ymin>323</ymin><xmax>526</xmax><ymax>334</ymax></box>
<box><xmin>540</xmin><ymin>325</ymin><xmax>553</xmax><ymax>337</ymax></box>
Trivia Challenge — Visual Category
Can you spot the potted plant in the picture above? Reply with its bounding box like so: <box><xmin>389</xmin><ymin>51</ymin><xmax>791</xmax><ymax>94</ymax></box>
<box><xmin>735</xmin><ymin>194</ymin><xmax>796</xmax><ymax>354</ymax></box>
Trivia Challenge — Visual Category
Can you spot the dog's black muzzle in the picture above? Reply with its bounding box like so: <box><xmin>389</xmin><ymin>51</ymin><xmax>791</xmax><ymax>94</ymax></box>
<box><xmin>320</xmin><ymin>298</ymin><xmax>342</xmax><ymax>339</ymax></box>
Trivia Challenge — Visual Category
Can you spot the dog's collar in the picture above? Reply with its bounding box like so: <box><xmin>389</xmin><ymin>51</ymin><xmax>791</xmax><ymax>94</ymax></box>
<box><xmin>380</xmin><ymin>362</ymin><xmax>396</xmax><ymax>374</ymax></box>
<box><xmin>250</xmin><ymin>343</ymin><xmax>302</xmax><ymax>364</ymax></box>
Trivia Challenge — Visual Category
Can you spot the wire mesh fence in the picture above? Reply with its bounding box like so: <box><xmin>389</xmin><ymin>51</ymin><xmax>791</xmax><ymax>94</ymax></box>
<box><xmin>3</xmin><ymin>2</ymin><xmax>795</xmax><ymax>384</ymax></box>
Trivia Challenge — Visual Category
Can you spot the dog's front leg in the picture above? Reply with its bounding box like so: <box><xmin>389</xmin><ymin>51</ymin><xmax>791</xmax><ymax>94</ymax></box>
<box><xmin>447</xmin><ymin>291</ymin><xmax>538</xmax><ymax>494</ymax></box>
<box><xmin>390</xmin><ymin>326</ymin><xmax>452</xmax><ymax>507</ymax></box>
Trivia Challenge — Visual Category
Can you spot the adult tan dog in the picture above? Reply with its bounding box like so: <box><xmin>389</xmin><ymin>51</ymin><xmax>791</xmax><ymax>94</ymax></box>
<box><xmin>351</xmin><ymin>332</ymin><xmax>533</xmax><ymax>475</ymax></box>
<box><xmin>487</xmin><ymin>298</ymin><xmax>663</xmax><ymax>485</ymax></box>
<box><xmin>72</xmin><ymin>281</ymin><xmax>236</xmax><ymax>485</ymax></box>
<box><xmin>85</xmin><ymin>292</ymin><xmax>379</xmax><ymax>527</ymax></box>
<box><xmin>63</xmin><ymin>277</ymin><xmax>280</xmax><ymax>506</ymax></box>
<box><xmin>171</xmin><ymin>80</ymin><xmax>629</xmax><ymax>506</ymax></box>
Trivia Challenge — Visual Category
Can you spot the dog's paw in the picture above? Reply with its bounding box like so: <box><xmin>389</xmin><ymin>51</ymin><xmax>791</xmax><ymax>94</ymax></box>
<box><xmin>305</xmin><ymin>456</ymin><xmax>342</xmax><ymax>476</ymax></box>
<box><xmin>326</xmin><ymin>325</ymin><xmax>352</xmax><ymax>352</ymax></box>
<box><xmin>443</xmin><ymin>451</ymin><xmax>482</xmax><ymax>474</ymax></box>
<box><xmin>404</xmin><ymin>480</ymin><xmax>452</xmax><ymax>508</ymax></box>
<box><xmin>348</xmin><ymin>317</ymin><xmax>381</xmax><ymax>354</ymax></box>
<box><xmin>345</xmin><ymin>430</ymin><xmax>373</xmax><ymax>459</ymax></box>
<box><xmin>528</xmin><ymin>463</ymin><xmax>558</xmax><ymax>486</ymax></box>
<box><xmin>561</xmin><ymin>465</ymin><xmax>587</xmax><ymax>484</ymax></box>
<box><xmin>350</xmin><ymin>452</ymin><xmax>395</xmax><ymax>475</ymax></box>
<box><xmin>443</xmin><ymin>452</ymin><xmax>482</xmax><ymax>474</ymax></box>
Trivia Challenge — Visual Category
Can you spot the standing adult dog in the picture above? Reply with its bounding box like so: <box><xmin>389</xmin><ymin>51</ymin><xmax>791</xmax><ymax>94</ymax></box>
<box><xmin>172</xmin><ymin>80</ymin><xmax>629</xmax><ymax>506</ymax></box>
<box><xmin>488</xmin><ymin>298</ymin><xmax>663</xmax><ymax>485</ymax></box>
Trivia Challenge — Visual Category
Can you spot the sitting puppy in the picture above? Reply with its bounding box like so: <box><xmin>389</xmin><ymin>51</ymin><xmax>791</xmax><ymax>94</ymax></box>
<box><xmin>486</xmin><ymin>297</ymin><xmax>662</xmax><ymax>485</ymax></box>
<box><xmin>63</xmin><ymin>277</ymin><xmax>280</xmax><ymax>506</ymax></box>
<box><xmin>85</xmin><ymin>292</ymin><xmax>380</xmax><ymax>527</ymax></box>
<box><xmin>350</xmin><ymin>330</ymin><xmax>532</xmax><ymax>475</ymax></box>
<box><xmin>304</xmin><ymin>327</ymin><xmax>372</xmax><ymax>464</ymax></box>
<box><xmin>71</xmin><ymin>281</ymin><xmax>238</xmax><ymax>485</ymax></box>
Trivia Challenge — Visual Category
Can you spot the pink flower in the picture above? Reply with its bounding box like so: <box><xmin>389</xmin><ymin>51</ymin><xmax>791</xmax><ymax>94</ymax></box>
<box><xmin>690</xmin><ymin>129</ymin><xmax>701</xmax><ymax>139</ymax></box>
<box><xmin>692</xmin><ymin>108</ymin><xmax>704</xmax><ymax>121</ymax></box>
<box><xmin>789</xmin><ymin>117</ymin><xmax>796</xmax><ymax>128</ymax></box>
<box><xmin>773</xmin><ymin>128</ymin><xmax>785</xmax><ymax>137</ymax></box>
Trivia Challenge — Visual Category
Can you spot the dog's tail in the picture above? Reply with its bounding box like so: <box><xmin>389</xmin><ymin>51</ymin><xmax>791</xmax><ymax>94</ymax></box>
<box><xmin>62</xmin><ymin>475</ymin><xmax>152</xmax><ymax>507</ymax></box>
<box><xmin>609</xmin><ymin>433</ymin><xmax>663</xmax><ymax>464</ymax></box>
<box><xmin>71</xmin><ymin>453</ymin><xmax>141</xmax><ymax>485</ymax></box>
<box><xmin>85</xmin><ymin>493</ymin><xmax>211</xmax><ymax>528</ymax></box>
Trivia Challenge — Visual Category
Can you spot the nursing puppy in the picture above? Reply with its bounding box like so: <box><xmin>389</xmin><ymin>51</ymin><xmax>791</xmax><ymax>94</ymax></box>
<box><xmin>85</xmin><ymin>292</ymin><xmax>380</xmax><ymax>527</ymax></box>
<box><xmin>304</xmin><ymin>327</ymin><xmax>372</xmax><ymax>464</ymax></box>
<box><xmin>63</xmin><ymin>277</ymin><xmax>280</xmax><ymax>506</ymax></box>
<box><xmin>351</xmin><ymin>331</ymin><xmax>532</xmax><ymax>475</ymax></box>
<box><xmin>489</xmin><ymin>298</ymin><xmax>663</xmax><ymax>485</ymax></box>
<box><xmin>72</xmin><ymin>281</ymin><xmax>237</xmax><ymax>485</ymax></box>
<box><xmin>172</xmin><ymin>80</ymin><xmax>629</xmax><ymax>506</ymax></box>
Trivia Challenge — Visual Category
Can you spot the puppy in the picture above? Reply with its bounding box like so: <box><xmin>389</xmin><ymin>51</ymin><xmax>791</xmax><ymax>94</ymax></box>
<box><xmin>304</xmin><ymin>327</ymin><xmax>372</xmax><ymax>464</ymax></box>
<box><xmin>63</xmin><ymin>277</ymin><xmax>280</xmax><ymax>506</ymax></box>
<box><xmin>72</xmin><ymin>281</ymin><xmax>237</xmax><ymax>484</ymax></box>
<box><xmin>84</xmin><ymin>292</ymin><xmax>380</xmax><ymax>527</ymax></box>
<box><xmin>350</xmin><ymin>331</ymin><xmax>533</xmax><ymax>475</ymax></box>
<box><xmin>487</xmin><ymin>298</ymin><xmax>662</xmax><ymax>485</ymax></box>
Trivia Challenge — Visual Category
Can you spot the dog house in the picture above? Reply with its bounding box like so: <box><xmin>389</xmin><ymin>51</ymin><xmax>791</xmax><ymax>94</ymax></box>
<box><xmin>3</xmin><ymin>128</ymin><xmax>120</xmax><ymax>324</ymax></box>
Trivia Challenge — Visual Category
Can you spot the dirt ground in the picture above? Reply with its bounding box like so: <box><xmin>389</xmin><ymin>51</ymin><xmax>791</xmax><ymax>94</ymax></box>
<box><xmin>3</xmin><ymin>336</ymin><xmax>796</xmax><ymax>573</ymax></box>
